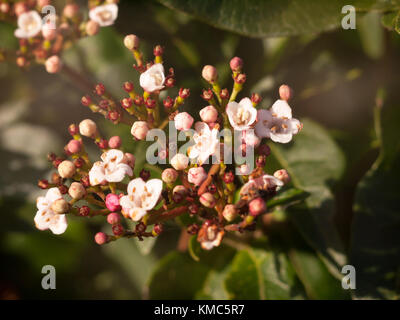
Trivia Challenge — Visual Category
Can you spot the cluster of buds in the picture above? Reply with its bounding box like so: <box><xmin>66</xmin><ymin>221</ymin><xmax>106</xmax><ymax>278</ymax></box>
<box><xmin>34</xmin><ymin>34</ymin><xmax>303</xmax><ymax>251</ymax></box>
<box><xmin>0</xmin><ymin>0</ymin><xmax>119</xmax><ymax>72</ymax></box>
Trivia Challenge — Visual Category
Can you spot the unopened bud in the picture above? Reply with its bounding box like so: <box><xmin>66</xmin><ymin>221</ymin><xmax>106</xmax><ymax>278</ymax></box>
<box><xmin>249</xmin><ymin>197</ymin><xmax>266</xmax><ymax>216</ymax></box>
<box><xmin>251</xmin><ymin>93</ymin><xmax>262</xmax><ymax>105</ymax></box>
<box><xmin>58</xmin><ymin>160</ymin><xmax>76</xmax><ymax>178</ymax></box>
<box><xmin>199</xmin><ymin>192</ymin><xmax>216</xmax><ymax>208</ymax></box>
<box><xmin>66</xmin><ymin>139</ymin><xmax>81</xmax><ymax>154</ymax></box>
<box><xmin>108</xmin><ymin>136</ymin><xmax>121</xmax><ymax>149</ymax></box>
<box><xmin>220</xmin><ymin>88</ymin><xmax>229</xmax><ymax>100</ymax></box>
<box><xmin>94</xmin><ymin>232</ymin><xmax>108</xmax><ymax>245</ymax></box>
<box><xmin>45</xmin><ymin>55</ymin><xmax>62</xmax><ymax>73</ymax></box>
<box><xmin>170</xmin><ymin>153</ymin><xmax>189</xmax><ymax>171</ymax></box>
<box><xmin>222</xmin><ymin>204</ymin><xmax>238</xmax><ymax>222</ymax></box>
<box><xmin>202</xmin><ymin>65</ymin><xmax>218</xmax><ymax>83</ymax></box>
<box><xmin>279</xmin><ymin>84</ymin><xmax>293</xmax><ymax>101</ymax></box>
<box><xmin>68</xmin><ymin>182</ymin><xmax>86</xmax><ymax>199</ymax></box>
<box><xmin>79</xmin><ymin>119</ymin><xmax>97</xmax><ymax>137</ymax></box>
<box><xmin>107</xmin><ymin>212</ymin><xmax>121</xmax><ymax>225</ymax></box>
<box><xmin>162</xmin><ymin>168</ymin><xmax>178</xmax><ymax>184</ymax></box>
<box><xmin>230</xmin><ymin>57</ymin><xmax>243</xmax><ymax>72</ymax></box>
<box><xmin>131</xmin><ymin>121</ymin><xmax>149</xmax><ymax>140</ymax></box>
<box><xmin>153</xmin><ymin>45</ymin><xmax>163</xmax><ymax>56</ymax></box>
<box><xmin>51</xmin><ymin>198</ymin><xmax>69</xmax><ymax>214</ymax></box>
<box><xmin>124</xmin><ymin>34</ymin><xmax>140</xmax><ymax>50</ymax></box>
<box><xmin>123</xmin><ymin>81</ymin><xmax>134</xmax><ymax>92</ymax></box>
<box><xmin>234</xmin><ymin>73</ymin><xmax>246</xmax><ymax>84</ymax></box>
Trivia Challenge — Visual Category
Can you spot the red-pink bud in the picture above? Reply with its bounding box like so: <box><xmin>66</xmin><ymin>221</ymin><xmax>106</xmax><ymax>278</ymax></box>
<box><xmin>279</xmin><ymin>84</ymin><xmax>293</xmax><ymax>101</ymax></box>
<box><xmin>95</xmin><ymin>83</ymin><xmax>105</xmax><ymax>96</ymax></box>
<box><xmin>230</xmin><ymin>56</ymin><xmax>243</xmax><ymax>72</ymax></box>
<box><xmin>94</xmin><ymin>232</ymin><xmax>108</xmax><ymax>245</ymax></box>
<box><xmin>179</xmin><ymin>88</ymin><xmax>190</xmax><ymax>99</ymax></box>
<box><xmin>108</xmin><ymin>136</ymin><xmax>122</xmax><ymax>149</ymax></box>
<box><xmin>66</xmin><ymin>139</ymin><xmax>81</xmax><ymax>154</ymax></box>
<box><xmin>123</xmin><ymin>81</ymin><xmax>134</xmax><ymax>92</ymax></box>
<box><xmin>153</xmin><ymin>45</ymin><xmax>164</xmax><ymax>56</ymax></box>
<box><xmin>249</xmin><ymin>197</ymin><xmax>266</xmax><ymax>216</ymax></box>
<box><xmin>105</xmin><ymin>193</ymin><xmax>121</xmax><ymax>212</ymax></box>
<box><xmin>107</xmin><ymin>212</ymin><xmax>121</xmax><ymax>225</ymax></box>
<box><xmin>202</xmin><ymin>65</ymin><xmax>218</xmax><ymax>83</ymax></box>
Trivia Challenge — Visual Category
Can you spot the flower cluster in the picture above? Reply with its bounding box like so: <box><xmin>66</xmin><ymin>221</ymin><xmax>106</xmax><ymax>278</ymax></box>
<box><xmin>35</xmin><ymin>34</ymin><xmax>303</xmax><ymax>251</ymax></box>
<box><xmin>0</xmin><ymin>0</ymin><xmax>119</xmax><ymax>72</ymax></box>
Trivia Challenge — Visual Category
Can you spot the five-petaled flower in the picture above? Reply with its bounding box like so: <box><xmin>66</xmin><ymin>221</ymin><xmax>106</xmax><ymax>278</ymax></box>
<box><xmin>34</xmin><ymin>188</ymin><xmax>68</xmax><ymax>235</ymax></box>
<box><xmin>89</xmin><ymin>3</ymin><xmax>118</xmax><ymax>27</ymax></box>
<box><xmin>226</xmin><ymin>97</ymin><xmax>257</xmax><ymax>131</ymax></box>
<box><xmin>139</xmin><ymin>63</ymin><xmax>165</xmax><ymax>93</ymax></box>
<box><xmin>255</xmin><ymin>99</ymin><xmax>302</xmax><ymax>143</ymax></box>
<box><xmin>14</xmin><ymin>10</ymin><xmax>42</xmax><ymax>39</ymax></box>
<box><xmin>89</xmin><ymin>149</ymin><xmax>133</xmax><ymax>186</ymax></box>
<box><xmin>119</xmin><ymin>178</ymin><xmax>163</xmax><ymax>221</ymax></box>
<box><xmin>188</xmin><ymin>122</ymin><xmax>220</xmax><ymax>165</ymax></box>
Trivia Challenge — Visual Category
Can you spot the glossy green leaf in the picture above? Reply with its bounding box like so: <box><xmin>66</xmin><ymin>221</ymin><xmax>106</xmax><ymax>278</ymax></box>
<box><xmin>158</xmin><ymin>0</ymin><xmax>400</xmax><ymax>38</ymax></box>
<box><xmin>148</xmin><ymin>251</ymin><xmax>210</xmax><ymax>299</ymax></box>
<box><xmin>270</xmin><ymin>119</ymin><xmax>347</xmax><ymax>278</ymax></box>
<box><xmin>224</xmin><ymin>249</ymin><xmax>298</xmax><ymax>300</ymax></box>
<box><xmin>349</xmin><ymin>105</ymin><xmax>400</xmax><ymax>299</ymax></box>
<box><xmin>266</xmin><ymin>188</ymin><xmax>309</xmax><ymax>209</ymax></box>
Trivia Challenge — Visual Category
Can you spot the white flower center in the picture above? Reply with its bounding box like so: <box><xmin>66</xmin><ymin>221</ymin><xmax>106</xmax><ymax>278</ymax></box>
<box><xmin>97</xmin><ymin>10</ymin><xmax>112</xmax><ymax>23</ymax></box>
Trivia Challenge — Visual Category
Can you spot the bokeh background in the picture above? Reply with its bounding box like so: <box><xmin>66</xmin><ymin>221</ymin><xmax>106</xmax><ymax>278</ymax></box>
<box><xmin>0</xmin><ymin>0</ymin><xmax>399</xmax><ymax>299</ymax></box>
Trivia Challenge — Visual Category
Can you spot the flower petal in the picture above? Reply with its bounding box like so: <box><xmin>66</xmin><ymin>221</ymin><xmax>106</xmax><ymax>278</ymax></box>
<box><xmin>271</xmin><ymin>99</ymin><xmax>292</xmax><ymax>119</ymax></box>
<box><xmin>105</xmin><ymin>163</ymin><xmax>132</xmax><ymax>182</ymax></box>
<box><xmin>48</xmin><ymin>214</ymin><xmax>68</xmax><ymax>235</ymax></box>
<box><xmin>129</xmin><ymin>207</ymin><xmax>147</xmax><ymax>221</ymax></box>
<box><xmin>46</xmin><ymin>187</ymin><xmax>62</xmax><ymax>203</ymax></box>
<box><xmin>141</xmin><ymin>179</ymin><xmax>163</xmax><ymax>210</ymax></box>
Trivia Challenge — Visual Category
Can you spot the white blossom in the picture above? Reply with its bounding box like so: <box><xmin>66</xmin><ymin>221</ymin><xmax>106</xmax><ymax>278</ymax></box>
<box><xmin>188</xmin><ymin>122</ymin><xmax>220</xmax><ymax>165</ymax></box>
<box><xmin>255</xmin><ymin>99</ymin><xmax>302</xmax><ymax>143</ymax></box>
<box><xmin>89</xmin><ymin>149</ymin><xmax>133</xmax><ymax>186</ymax></box>
<box><xmin>120</xmin><ymin>178</ymin><xmax>163</xmax><ymax>221</ymax></box>
<box><xmin>139</xmin><ymin>63</ymin><xmax>165</xmax><ymax>93</ymax></box>
<box><xmin>89</xmin><ymin>3</ymin><xmax>118</xmax><ymax>27</ymax></box>
<box><xmin>226</xmin><ymin>97</ymin><xmax>257</xmax><ymax>131</ymax></box>
<box><xmin>34</xmin><ymin>188</ymin><xmax>68</xmax><ymax>235</ymax></box>
<box><xmin>240</xmin><ymin>174</ymin><xmax>284</xmax><ymax>198</ymax></box>
<box><xmin>14</xmin><ymin>10</ymin><xmax>42</xmax><ymax>39</ymax></box>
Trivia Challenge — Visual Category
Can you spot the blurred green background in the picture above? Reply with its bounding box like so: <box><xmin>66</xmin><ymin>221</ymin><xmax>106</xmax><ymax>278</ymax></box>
<box><xmin>0</xmin><ymin>0</ymin><xmax>399</xmax><ymax>299</ymax></box>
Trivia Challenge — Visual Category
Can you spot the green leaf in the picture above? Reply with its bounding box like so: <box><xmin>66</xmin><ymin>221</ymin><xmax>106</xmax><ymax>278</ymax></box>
<box><xmin>158</xmin><ymin>0</ymin><xmax>400</xmax><ymax>38</ymax></box>
<box><xmin>381</xmin><ymin>11</ymin><xmax>397</xmax><ymax>30</ymax></box>
<box><xmin>288</xmin><ymin>247</ymin><xmax>350</xmax><ymax>299</ymax></box>
<box><xmin>349</xmin><ymin>105</ymin><xmax>400</xmax><ymax>299</ymax></box>
<box><xmin>266</xmin><ymin>188</ymin><xmax>309</xmax><ymax>209</ymax></box>
<box><xmin>270</xmin><ymin>119</ymin><xmax>347</xmax><ymax>278</ymax></box>
<box><xmin>224</xmin><ymin>248</ymin><xmax>299</xmax><ymax>300</ymax></box>
<box><xmin>148</xmin><ymin>251</ymin><xmax>210</xmax><ymax>299</ymax></box>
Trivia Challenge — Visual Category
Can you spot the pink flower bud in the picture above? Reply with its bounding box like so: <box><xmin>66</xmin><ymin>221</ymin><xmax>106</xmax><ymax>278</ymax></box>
<box><xmin>66</xmin><ymin>139</ymin><xmax>81</xmax><ymax>154</ymax></box>
<box><xmin>131</xmin><ymin>121</ymin><xmax>149</xmax><ymax>140</ymax></box>
<box><xmin>63</xmin><ymin>3</ymin><xmax>79</xmax><ymax>19</ymax></box>
<box><xmin>85</xmin><ymin>20</ymin><xmax>100</xmax><ymax>36</ymax></box>
<box><xmin>200</xmin><ymin>192</ymin><xmax>216</xmax><ymax>208</ymax></box>
<box><xmin>108</xmin><ymin>136</ymin><xmax>122</xmax><ymax>149</ymax></box>
<box><xmin>68</xmin><ymin>182</ymin><xmax>86</xmax><ymax>199</ymax></box>
<box><xmin>249</xmin><ymin>197</ymin><xmax>266</xmax><ymax>216</ymax></box>
<box><xmin>45</xmin><ymin>55</ymin><xmax>62</xmax><ymax>74</ymax></box>
<box><xmin>202</xmin><ymin>65</ymin><xmax>218</xmax><ymax>83</ymax></box>
<box><xmin>14</xmin><ymin>2</ymin><xmax>27</xmax><ymax>16</ymax></box>
<box><xmin>170</xmin><ymin>153</ymin><xmax>189</xmax><ymax>171</ymax></box>
<box><xmin>94</xmin><ymin>232</ymin><xmax>108</xmax><ymax>245</ymax></box>
<box><xmin>188</xmin><ymin>167</ymin><xmax>207</xmax><ymax>186</ymax></box>
<box><xmin>42</xmin><ymin>22</ymin><xmax>57</xmax><ymax>41</ymax></box>
<box><xmin>37</xmin><ymin>0</ymin><xmax>51</xmax><ymax>8</ymax></box>
<box><xmin>105</xmin><ymin>193</ymin><xmax>121</xmax><ymax>212</ymax></box>
<box><xmin>123</xmin><ymin>153</ymin><xmax>135</xmax><ymax>169</ymax></box>
<box><xmin>279</xmin><ymin>84</ymin><xmax>293</xmax><ymax>101</ymax></box>
<box><xmin>174</xmin><ymin>112</ymin><xmax>194</xmax><ymax>131</ymax></box>
<box><xmin>0</xmin><ymin>2</ymin><xmax>10</xmax><ymax>13</ymax></box>
<box><xmin>274</xmin><ymin>169</ymin><xmax>290</xmax><ymax>184</ymax></box>
<box><xmin>79</xmin><ymin>119</ymin><xmax>97</xmax><ymax>137</ymax></box>
<box><xmin>124</xmin><ymin>34</ymin><xmax>140</xmax><ymax>50</ymax></box>
<box><xmin>230</xmin><ymin>57</ymin><xmax>243</xmax><ymax>72</ymax></box>
<box><xmin>58</xmin><ymin>160</ymin><xmax>76</xmax><ymax>178</ymax></box>
<box><xmin>222</xmin><ymin>204</ymin><xmax>237</xmax><ymax>222</ymax></box>
<box><xmin>51</xmin><ymin>198</ymin><xmax>69</xmax><ymax>214</ymax></box>
<box><xmin>107</xmin><ymin>212</ymin><xmax>121</xmax><ymax>225</ymax></box>
<box><xmin>162</xmin><ymin>168</ymin><xmax>178</xmax><ymax>184</ymax></box>
<box><xmin>199</xmin><ymin>105</ymin><xmax>218</xmax><ymax>123</ymax></box>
